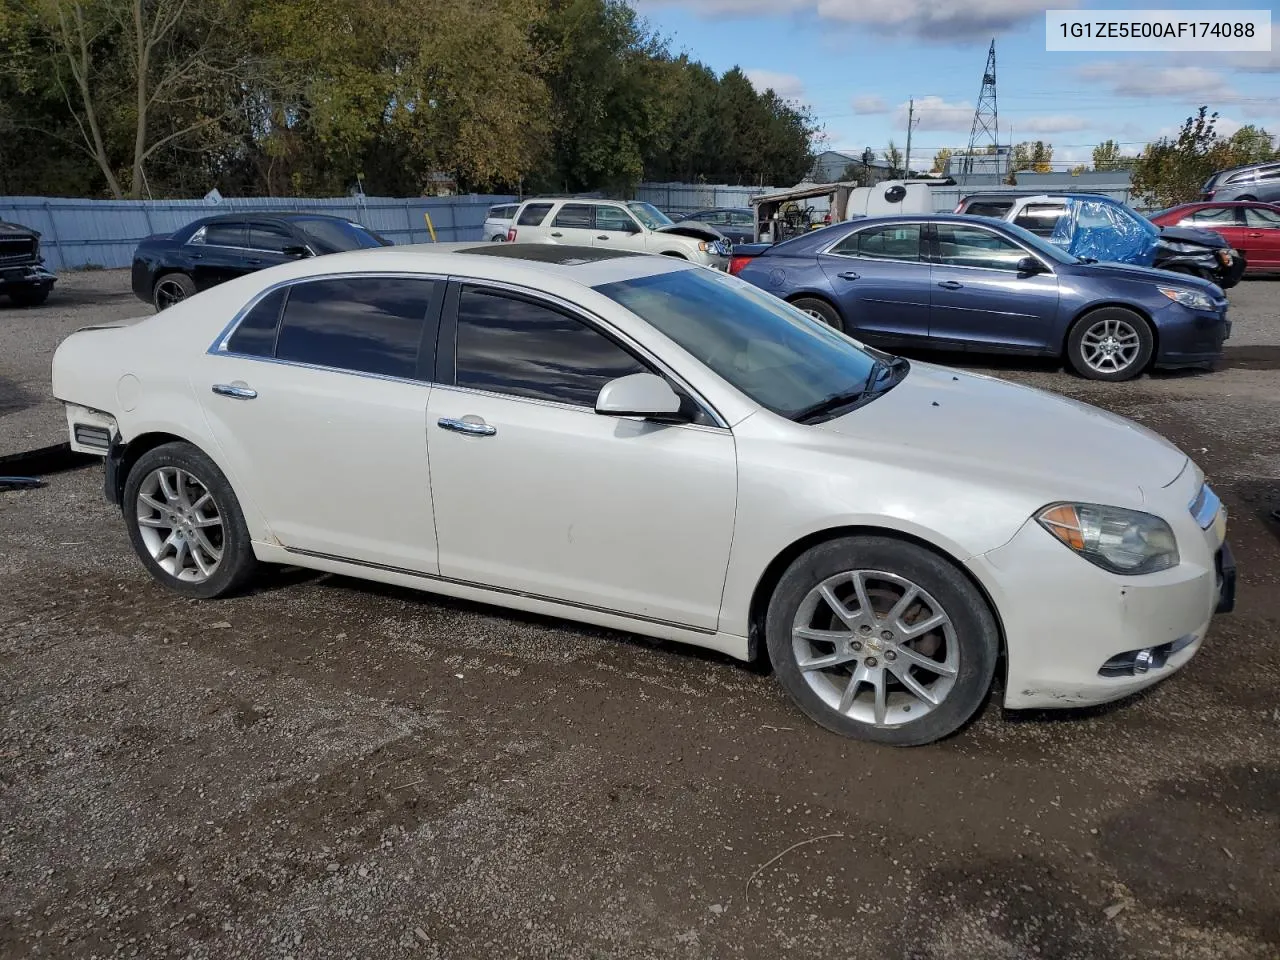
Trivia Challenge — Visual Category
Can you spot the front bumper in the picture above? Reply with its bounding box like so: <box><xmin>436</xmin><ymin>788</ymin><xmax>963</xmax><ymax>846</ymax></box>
<box><xmin>0</xmin><ymin>263</ymin><xmax>56</xmax><ymax>290</ymax></box>
<box><xmin>1154</xmin><ymin>301</ymin><xmax>1230</xmax><ymax>368</ymax></box>
<box><xmin>967</xmin><ymin>492</ymin><xmax>1232</xmax><ymax>710</ymax></box>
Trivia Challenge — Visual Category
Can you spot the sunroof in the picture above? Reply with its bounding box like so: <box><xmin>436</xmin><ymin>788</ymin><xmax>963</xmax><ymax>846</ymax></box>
<box><xmin>455</xmin><ymin>244</ymin><xmax>643</xmax><ymax>265</ymax></box>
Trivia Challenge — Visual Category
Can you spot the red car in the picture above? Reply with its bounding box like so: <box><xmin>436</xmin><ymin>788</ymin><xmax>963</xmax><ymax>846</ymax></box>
<box><xmin>1149</xmin><ymin>201</ymin><xmax>1280</xmax><ymax>274</ymax></box>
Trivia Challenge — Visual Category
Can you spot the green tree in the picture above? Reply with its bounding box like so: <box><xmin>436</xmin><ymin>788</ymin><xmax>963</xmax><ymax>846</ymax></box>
<box><xmin>1131</xmin><ymin>107</ymin><xmax>1223</xmax><ymax>207</ymax></box>
<box><xmin>1225</xmin><ymin>124</ymin><xmax>1276</xmax><ymax>164</ymax></box>
<box><xmin>1092</xmin><ymin>139</ymin><xmax>1129</xmax><ymax>171</ymax></box>
<box><xmin>883</xmin><ymin>140</ymin><xmax>902</xmax><ymax>177</ymax></box>
<box><xmin>932</xmin><ymin>147</ymin><xmax>952</xmax><ymax>173</ymax></box>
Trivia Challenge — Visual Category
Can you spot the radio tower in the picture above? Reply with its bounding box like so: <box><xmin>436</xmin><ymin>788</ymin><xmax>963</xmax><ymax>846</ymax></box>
<box><xmin>962</xmin><ymin>39</ymin><xmax>999</xmax><ymax>182</ymax></box>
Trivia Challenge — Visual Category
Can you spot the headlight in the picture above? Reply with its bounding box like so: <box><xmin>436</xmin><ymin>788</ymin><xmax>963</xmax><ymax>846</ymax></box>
<box><xmin>698</xmin><ymin>241</ymin><xmax>710</xmax><ymax>253</ymax></box>
<box><xmin>1158</xmin><ymin>286</ymin><xmax>1214</xmax><ymax>311</ymax></box>
<box><xmin>1036</xmin><ymin>503</ymin><xmax>1179</xmax><ymax>575</ymax></box>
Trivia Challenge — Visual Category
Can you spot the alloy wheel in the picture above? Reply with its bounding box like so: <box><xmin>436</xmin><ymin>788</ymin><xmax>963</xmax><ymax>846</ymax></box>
<box><xmin>791</xmin><ymin>570</ymin><xmax>959</xmax><ymax>727</ymax></box>
<box><xmin>1079</xmin><ymin>317</ymin><xmax>1141</xmax><ymax>375</ymax></box>
<box><xmin>154</xmin><ymin>277</ymin><xmax>189</xmax><ymax>310</ymax></box>
<box><xmin>135</xmin><ymin>467</ymin><xmax>224</xmax><ymax>582</ymax></box>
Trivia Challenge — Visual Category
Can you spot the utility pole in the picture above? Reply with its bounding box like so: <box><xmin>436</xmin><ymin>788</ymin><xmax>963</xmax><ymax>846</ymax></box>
<box><xmin>904</xmin><ymin>99</ymin><xmax>915</xmax><ymax>180</ymax></box>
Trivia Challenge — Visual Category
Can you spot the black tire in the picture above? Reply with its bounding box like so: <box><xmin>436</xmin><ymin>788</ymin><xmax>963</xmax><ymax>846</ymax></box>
<box><xmin>660</xmin><ymin>251</ymin><xmax>688</xmax><ymax>259</ymax></box>
<box><xmin>765</xmin><ymin>536</ymin><xmax>998</xmax><ymax>747</ymax></box>
<box><xmin>8</xmin><ymin>284</ymin><xmax>51</xmax><ymax>307</ymax></box>
<box><xmin>152</xmin><ymin>272</ymin><xmax>196</xmax><ymax>311</ymax></box>
<box><xmin>790</xmin><ymin>296</ymin><xmax>844</xmax><ymax>332</ymax></box>
<box><xmin>1236</xmin><ymin>195</ymin><xmax>1257</xmax><ymax>202</ymax></box>
<box><xmin>1065</xmin><ymin>307</ymin><xmax>1154</xmax><ymax>382</ymax></box>
<box><xmin>122</xmin><ymin>441</ymin><xmax>258</xmax><ymax>599</ymax></box>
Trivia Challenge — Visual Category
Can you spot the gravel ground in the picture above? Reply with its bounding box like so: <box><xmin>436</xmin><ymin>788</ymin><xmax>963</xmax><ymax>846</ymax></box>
<box><xmin>1</xmin><ymin>270</ymin><xmax>1278</xmax><ymax>959</ymax></box>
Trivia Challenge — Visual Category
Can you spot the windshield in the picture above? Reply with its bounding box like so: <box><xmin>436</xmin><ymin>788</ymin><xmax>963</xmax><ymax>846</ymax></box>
<box><xmin>594</xmin><ymin>268</ymin><xmax>887</xmax><ymax>420</ymax></box>
<box><xmin>627</xmin><ymin>202</ymin><xmax>673</xmax><ymax>229</ymax></box>
<box><xmin>294</xmin><ymin>218</ymin><xmax>390</xmax><ymax>253</ymax></box>
<box><xmin>995</xmin><ymin>220</ymin><xmax>1081</xmax><ymax>265</ymax></box>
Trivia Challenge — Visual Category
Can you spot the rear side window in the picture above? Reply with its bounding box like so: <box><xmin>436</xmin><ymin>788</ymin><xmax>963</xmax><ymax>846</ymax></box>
<box><xmin>1012</xmin><ymin>203</ymin><xmax>1065</xmax><ymax>237</ymax></box>
<box><xmin>226</xmin><ymin>288</ymin><xmax>285</xmax><ymax>357</ymax></box>
<box><xmin>1245</xmin><ymin>207</ymin><xmax>1280</xmax><ymax>227</ymax></box>
<box><xmin>552</xmin><ymin>204</ymin><xmax>595</xmax><ymax>228</ymax></box>
<box><xmin>730</xmin><ymin>211</ymin><xmax>754</xmax><ymax>227</ymax></box>
<box><xmin>454</xmin><ymin>287</ymin><xmax>648</xmax><ymax>406</ymax></box>
<box><xmin>830</xmin><ymin>224</ymin><xmax>922</xmax><ymax>261</ymax></box>
<box><xmin>517</xmin><ymin>203</ymin><xmax>554</xmax><ymax>226</ymax></box>
<box><xmin>1258</xmin><ymin>165</ymin><xmax>1280</xmax><ymax>182</ymax></box>
<box><xmin>1226</xmin><ymin>169</ymin><xmax>1258</xmax><ymax>184</ymax></box>
<box><xmin>198</xmin><ymin>222</ymin><xmax>245</xmax><ymax>247</ymax></box>
<box><xmin>274</xmin><ymin>277</ymin><xmax>436</xmax><ymax>379</ymax></box>
<box><xmin>1182</xmin><ymin>207</ymin><xmax>1242</xmax><ymax>226</ymax></box>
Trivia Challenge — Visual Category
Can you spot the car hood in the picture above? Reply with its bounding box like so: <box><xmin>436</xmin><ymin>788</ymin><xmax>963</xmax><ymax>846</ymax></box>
<box><xmin>658</xmin><ymin>223</ymin><xmax>726</xmax><ymax>243</ymax></box>
<box><xmin>0</xmin><ymin>220</ymin><xmax>39</xmax><ymax>239</ymax></box>
<box><xmin>1074</xmin><ymin>259</ymin><xmax>1223</xmax><ymax>295</ymax></box>
<box><xmin>815</xmin><ymin>362</ymin><xmax>1188</xmax><ymax>505</ymax></box>
<box><xmin>1158</xmin><ymin>225</ymin><xmax>1228</xmax><ymax>248</ymax></box>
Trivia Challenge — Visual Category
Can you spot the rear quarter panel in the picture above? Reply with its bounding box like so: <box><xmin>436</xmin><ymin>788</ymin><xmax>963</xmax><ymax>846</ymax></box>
<box><xmin>737</xmin><ymin>254</ymin><xmax>835</xmax><ymax>306</ymax></box>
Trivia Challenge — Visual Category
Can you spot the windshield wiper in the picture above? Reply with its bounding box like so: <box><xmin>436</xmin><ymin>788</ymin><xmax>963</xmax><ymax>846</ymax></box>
<box><xmin>791</xmin><ymin>360</ymin><xmax>887</xmax><ymax>424</ymax></box>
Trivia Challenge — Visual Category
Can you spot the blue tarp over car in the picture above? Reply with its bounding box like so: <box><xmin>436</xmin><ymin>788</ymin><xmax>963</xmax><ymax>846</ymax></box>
<box><xmin>1048</xmin><ymin>196</ymin><xmax>1160</xmax><ymax>266</ymax></box>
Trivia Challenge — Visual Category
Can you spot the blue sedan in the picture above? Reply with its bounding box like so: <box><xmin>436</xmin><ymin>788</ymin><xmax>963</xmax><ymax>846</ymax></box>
<box><xmin>734</xmin><ymin>215</ymin><xmax>1231</xmax><ymax>381</ymax></box>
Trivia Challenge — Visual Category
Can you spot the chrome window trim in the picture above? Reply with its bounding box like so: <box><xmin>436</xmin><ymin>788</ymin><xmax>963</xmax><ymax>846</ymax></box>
<box><xmin>931</xmin><ymin>221</ymin><xmax>1057</xmax><ymax>276</ymax></box>
<box><xmin>448</xmin><ymin>275</ymin><xmax>730</xmax><ymax>430</ymax></box>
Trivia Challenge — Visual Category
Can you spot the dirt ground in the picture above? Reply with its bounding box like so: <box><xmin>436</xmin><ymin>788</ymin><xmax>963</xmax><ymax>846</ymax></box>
<box><xmin>1</xmin><ymin>271</ymin><xmax>1278</xmax><ymax>959</ymax></box>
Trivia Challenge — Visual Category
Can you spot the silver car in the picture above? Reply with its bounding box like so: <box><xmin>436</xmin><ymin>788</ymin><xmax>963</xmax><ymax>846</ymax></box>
<box><xmin>1201</xmin><ymin>161</ymin><xmax>1280</xmax><ymax>204</ymax></box>
<box><xmin>481</xmin><ymin>203</ymin><xmax>519</xmax><ymax>242</ymax></box>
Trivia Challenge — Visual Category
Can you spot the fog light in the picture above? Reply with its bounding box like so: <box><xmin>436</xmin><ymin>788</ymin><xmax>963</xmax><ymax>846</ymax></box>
<box><xmin>1133</xmin><ymin>648</ymin><xmax>1156</xmax><ymax>673</ymax></box>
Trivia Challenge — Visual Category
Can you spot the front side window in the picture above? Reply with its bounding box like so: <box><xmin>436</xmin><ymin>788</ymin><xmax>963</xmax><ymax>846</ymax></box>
<box><xmin>517</xmin><ymin>203</ymin><xmax>553</xmax><ymax>226</ymax></box>
<box><xmin>1245</xmin><ymin>207</ymin><xmax>1280</xmax><ymax>227</ymax></box>
<box><xmin>1012</xmin><ymin>203</ymin><xmax>1066</xmax><ymax>237</ymax></box>
<box><xmin>1181</xmin><ymin>207</ymin><xmax>1242</xmax><ymax>226</ymax></box>
<box><xmin>247</xmin><ymin>222</ymin><xmax>298</xmax><ymax>253</ymax></box>
<box><xmin>454</xmin><ymin>288</ymin><xmax>648</xmax><ymax>406</ymax></box>
<box><xmin>274</xmin><ymin>277</ymin><xmax>436</xmax><ymax>379</ymax></box>
<box><xmin>595</xmin><ymin>206</ymin><xmax>639</xmax><ymax>233</ymax></box>
<box><xmin>933</xmin><ymin>223</ymin><xmax>1028</xmax><ymax>271</ymax></box>
<box><xmin>1258</xmin><ymin>165</ymin><xmax>1280</xmax><ymax>182</ymax></box>
<box><xmin>552</xmin><ymin>204</ymin><xmax>594</xmax><ymax>228</ymax></box>
<box><xmin>595</xmin><ymin>269</ymin><xmax>881</xmax><ymax>420</ymax></box>
<box><xmin>829</xmin><ymin>224</ymin><xmax>922</xmax><ymax>262</ymax></box>
<box><xmin>730</xmin><ymin>211</ymin><xmax>754</xmax><ymax>227</ymax></box>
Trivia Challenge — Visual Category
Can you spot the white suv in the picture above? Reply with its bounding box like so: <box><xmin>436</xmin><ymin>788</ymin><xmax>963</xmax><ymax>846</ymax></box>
<box><xmin>507</xmin><ymin>198</ymin><xmax>730</xmax><ymax>269</ymax></box>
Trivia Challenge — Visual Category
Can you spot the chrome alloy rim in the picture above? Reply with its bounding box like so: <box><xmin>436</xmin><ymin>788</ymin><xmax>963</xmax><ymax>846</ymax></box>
<box><xmin>1080</xmin><ymin>317</ymin><xmax>1141</xmax><ymax>374</ymax></box>
<box><xmin>154</xmin><ymin>277</ymin><xmax>189</xmax><ymax>310</ymax></box>
<box><xmin>791</xmin><ymin>570</ymin><xmax>959</xmax><ymax>727</ymax></box>
<box><xmin>135</xmin><ymin>467</ymin><xmax>224</xmax><ymax>582</ymax></box>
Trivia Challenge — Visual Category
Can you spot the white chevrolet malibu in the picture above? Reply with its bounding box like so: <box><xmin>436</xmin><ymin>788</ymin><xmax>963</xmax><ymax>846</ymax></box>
<box><xmin>51</xmin><ymin>244</ymin><xmax>1235</xmax><ymax>745</ymax></box>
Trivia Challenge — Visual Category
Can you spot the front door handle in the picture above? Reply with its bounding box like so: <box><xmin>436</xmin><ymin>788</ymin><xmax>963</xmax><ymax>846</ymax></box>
<box><xmin>597</xmin><ymin>235</ymin><xmax>610</xmax><ymax>240</ymax></box>
<box><xmin>937</xmin><ymin>280</ymin><xmax>964</xmax><ymax>290</ymax></box>
<box><xmin>246</xmin><ymin>258</ymin><xmax>263</xmax><ymax>265</ymax></box>
<box><xmin>836</xmin><ymin>271</ymin><xmax>860</xmax><ymax>280</ymax></box>
<box><xmin>438</xmin><ymin>417</ymin><xmax>496</xmax><ymax>437</ymax></box>
<box><xmin>550</xmin><ymin>232</ymin><xmax>563</xmax><ymax>238</ymax></box>
<box><xmin>211</xmin><ymin>383</ymin><xmax>257</xmax><ymax>400</ymax></box>
<box><xmin>1247</xmin><ymin>232</ymin><xmax>1263</xmax><ymax>237</ymax></box>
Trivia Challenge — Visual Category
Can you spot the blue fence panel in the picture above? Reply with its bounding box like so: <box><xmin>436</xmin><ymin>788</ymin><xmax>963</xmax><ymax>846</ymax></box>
<box><xmin>0</xmin><ymin>194</ymin><xmax>515</xmax><ymax>270</ymax></box>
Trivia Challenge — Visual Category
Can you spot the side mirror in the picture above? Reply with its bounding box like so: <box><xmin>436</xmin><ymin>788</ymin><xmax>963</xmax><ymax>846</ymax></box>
<box><xmin>282</xmin><ymin>244</ymin><xmax>311</xmax><ymax>258</ymax></box>
<box><xmin>1016</xmin><ymin>256</ymin><xmax>1045</xmax><ymax>274</ymax></box>
<box><xmin>595</xmin><ymin>373</ymin><xmax>686</xmax><ymax>422</ymax></box>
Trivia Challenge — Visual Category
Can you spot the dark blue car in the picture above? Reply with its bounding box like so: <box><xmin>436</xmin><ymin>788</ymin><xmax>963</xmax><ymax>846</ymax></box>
<box><xmin>735</xmin><ymin>215</ymin><xmax>1231</xmax><ymax>381</ymax></box>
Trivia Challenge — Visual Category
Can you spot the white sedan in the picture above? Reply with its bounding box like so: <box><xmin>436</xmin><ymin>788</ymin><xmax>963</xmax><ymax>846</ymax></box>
<box><xmin>51</xmin><ymin>243</ymin><xmax>1236</xmax><ymax>745</ymax></box>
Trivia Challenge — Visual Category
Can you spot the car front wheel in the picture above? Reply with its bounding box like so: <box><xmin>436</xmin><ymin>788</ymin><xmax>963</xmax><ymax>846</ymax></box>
<box><xmin>1066</xmin><ymin>308</ymin><xmax>1153</xmax><ymax>381</ymax></box>
<box><xmin>766</xmin><ymin>536</ymin><xmax>998</xmax><ymax>746</ymax></box>
<box><xmin>122</xmin><ymin>441</ymin><xmax>258</xmax><ymax>598</ymax></box>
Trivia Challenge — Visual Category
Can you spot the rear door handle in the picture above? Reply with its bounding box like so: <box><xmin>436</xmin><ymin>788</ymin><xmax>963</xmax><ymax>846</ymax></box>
<box><xmin>550</xmin><ymin>232</ymin><xmax>563</xmax><ymax>238</ymax></box>
<box><xmin>1247</xmin><ymin>232</ymin><xmax>1263</xmax><ymax>237</ymax></box>
<box><xmin>837</xmin><ymin>271</ymin><xmax>860</xmax><ymax>280</ymax></box>
<box><xmin>246</xmin><ymin>258</ymin><xmax>263</xmax><ymax>265</ymax></box>
<box><xmin>597</xmin><ymin>235</ymin><xmax>609</xmax><ymax>240</ymax></box>
<box><xmin>438</xmin><ymin>417</ymin><xmax>496</xmax><ymax>437</ymax></box>
<box><xmin>211</xmin><ymin>383</ymin><xmax>257</xmax><ymax>400</ymax></box>
<box><xmin>937</xmin><ymin>280</ymin><xmax>964</xmax><ymax>290</ymax></box>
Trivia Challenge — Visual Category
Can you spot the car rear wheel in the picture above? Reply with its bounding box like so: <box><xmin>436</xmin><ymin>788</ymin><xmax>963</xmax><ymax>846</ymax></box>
<box><xmin>153</xmin><ymin>272</ymin><xmax>195</xmax><ymax>311</ymax></box>
<box><xmin>790</xmin><ymin>297</ymin><xmax>844</xmax><ymax>332</ymax></box>
<box><xmin>1066</xmin><ymin>308</ymin><xmax>1153</xmax><ymax>382</ymax></box>
<box><xmin>1236</xmin><ymin>195</ymin><xmax>1256</xmax><ymax>202</ymax></box>
<box><xmin>765</xmin><ymin>537</ymin><xmax>998</xmax><ymax>746</ymax></box>
<box><xmin>123</xmin><ymin>441</ymin><xmax>258</xmax><ymax>599</ymax></box>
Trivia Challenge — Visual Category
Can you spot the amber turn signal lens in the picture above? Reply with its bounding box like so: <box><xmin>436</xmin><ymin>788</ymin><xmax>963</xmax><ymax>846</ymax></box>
<box><xmin>1039</xmin><ymin>504</ymin><xmax>1085</xmax><ymax>550</ymax></box>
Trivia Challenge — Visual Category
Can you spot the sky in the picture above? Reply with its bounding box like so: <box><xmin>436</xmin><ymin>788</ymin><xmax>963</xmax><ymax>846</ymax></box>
<box><xmin>633</xmin><ymin>0</ymin><xmax>1280</xmax><ymax>172</ymax></box>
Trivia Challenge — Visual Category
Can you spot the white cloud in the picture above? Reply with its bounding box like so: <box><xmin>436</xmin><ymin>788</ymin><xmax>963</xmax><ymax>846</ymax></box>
<box><xmin>1075</xmin><ymin>62</ymin><xmax>1235</xmax><ymax>100</ymax></box>
<box><xmin>637</xmin><ymin>0</ymin><xmax>1075</xmax><ymax>41</ymax></box>
<box><xmin>852</xmin><ymin>95</ymin><xmax>889</xmax><ymax>114</ymax></box>
<box><xmin>1015</xmin><ymin>114</ymin><xmax>1090</xmax><ymax>134</ymax></box>
<box><xmin>744</xmin><ymin>69</ymin><xmax>806</xmax><ymax>101</ymax></box>
<box><xmin>896</xmin><ymin>96</ymin><xmax>974</xmax><ymax>132</ymax></box>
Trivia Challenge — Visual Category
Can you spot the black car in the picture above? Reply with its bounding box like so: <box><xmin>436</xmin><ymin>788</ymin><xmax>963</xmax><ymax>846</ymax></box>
<box><xmin>0</xmin><ymin>219</ymin><xmax>57</xmax><ymax>307</ymax></box>
<box><xmin>674</xmin><ymin>207</ymin><xmax>755</xmax><ymax>245</ymax></box>
<box><xmin>131</xmin><ymin>213</ymin><xmax>391</xmax><ymax>310</ymax></box>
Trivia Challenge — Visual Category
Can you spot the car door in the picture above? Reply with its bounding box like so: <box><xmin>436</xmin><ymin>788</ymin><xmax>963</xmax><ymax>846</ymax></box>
<box><xmin>1243</xmin><ymin>206</ymin><xmax>1280</xmax><ymax>267</ymax></box>
<box><xmin>425</xmin><ymin>282</ymin><xmax>737</xmax><ymax>630</ymax></box>
<box><xmin>591</xmin><ymin>204</ymin><xmax>648</xmax><ymax>252</ymax></box>
<box><xmin>197</xmin><ymin>275</ymin><xmax>443</xmax><ymax>571</ymax></box>
<box><xmin>817</xmin><ymin>222</ymin><xmax>931</xmax><ymax>343</ymax></box>
<box><xmin>187</xmin><ymin>221</ymin><xmax>250</xmax><ymax>290</ymax></box>
<box><xmin>545</xmin><ymin>203</ymin><xmax>598</xmax><ymax>245</ymax></box>
<box><xmin>928</xmin><ymin>221</ymin><xmax>1059</xmax><ymax>352</ymax></box>
<box><xmin>244</xmin><ymin>220</ymin><xmax>309</xmax><ymax>272</ymax></box>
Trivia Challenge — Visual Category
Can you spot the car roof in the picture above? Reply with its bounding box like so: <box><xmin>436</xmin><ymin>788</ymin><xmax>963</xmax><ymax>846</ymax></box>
<box><xmin>197</xmin><ymin>212</ymin><xmax>358</xmax><ymax>225</ymax></box>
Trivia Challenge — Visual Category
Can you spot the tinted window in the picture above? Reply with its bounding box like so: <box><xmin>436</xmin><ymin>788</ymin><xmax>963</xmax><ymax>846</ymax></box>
<box><xmin>454</xmin><ymin>288</ymin><xmax>647</xmax><ymax>406</ymax></box>
<box><xmin>963</xmin><ymin>200</ymin><xmax>1013</xmax><ymax>217</ymax></box>
<box><xmin>934</xmin><ymin>223</ymin><xmax>1028</xmax><ymax>270</ymax></box>
<box><xmin>596</xmin><ymin>270</ymin><xmax>880</xmax><ymax>420</ymax></box>
<box><xmin>1181</xmin><ymin>207</ymin><xmax>1242</xmax><ymax>226</ymax></box>
<box><xmin>1259</xmin><ymin>165</ymin><xmax>1280</xmax><ymax>182</ymax></box>
<box><xmin>1245</xmin><ymin>207</ymin><xmax>1280</xmax><ymax>227</ymax></box>
<box><xmin>200</xmin><ymin>222</ymin><xmax>245</xmax><ymax>247</ymax></box>
<box><xmin>293</xmin><ymin>218</ymin><xmax>386</xmax><ymax>253</ymax></box>
<box><xmin>517</xmin><ymin>203</ymin><xmax>554</xmax><ymax>226</ymax></box>
<box><xmin>226</xmin><ymin>288</ymin><xmax>285</xmax><ymax>357</ymax></box>
<box><xmin>1227</xmin><ymin>169</ymin><xmax>1258</xmax><ymax>184</ymax></box>
<box><xmin>830</xmin><ymin>224</ymin><xmax>921</xmax><ymax>261</ymax></box>
<box><xmin>275</xmin><ymin>277</ymin><xmax>435</xmax><ymax>378</ymax></box>
<box><xmin>595</xmin><ymin>206</ymin><xmax>637</xmax><ymax>232</ymax></box>
<box><xmin>552</xmin><ymin>204</ymin><xmax>594</xmax><ymax>228</ymax></box>
<box><xmin>247</xmin><ymin>222</ymin><xmax>297</xmax><ymax>253</ymax></box>
<box><xmin>730</xmin><ymin>211</ymin><xmax>754</xmax><ymax>227</ymax></box>
<box><xmin>1012</xmin><ymin>203</ymin><xmax>1065</xmax><ymax>237</ymax></box>
<box><xmin>487</xmin><ymin>205</ymin><xmax>514</xmax><ymax>219</ymax></box>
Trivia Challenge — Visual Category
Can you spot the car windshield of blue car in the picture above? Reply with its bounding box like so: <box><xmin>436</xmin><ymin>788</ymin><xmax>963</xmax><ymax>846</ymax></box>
<box><xmin>998</xmin><ymin>221</ymin><xmax>1081</xmax><ymax>265</ymax></box>
<box><xmin>627</xmin><ymin>202</ymin><xmax>674</xmax><ymax>230</ymax></box>
<box><xmin>595</xmin><ymin>268</ymin><xmax>886</xmax><ymax>421</ymax></box>
<box><xmin>295</xmin><ymin>218</ymin><xmax>389</xmax><ymax>253</ymax></box>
